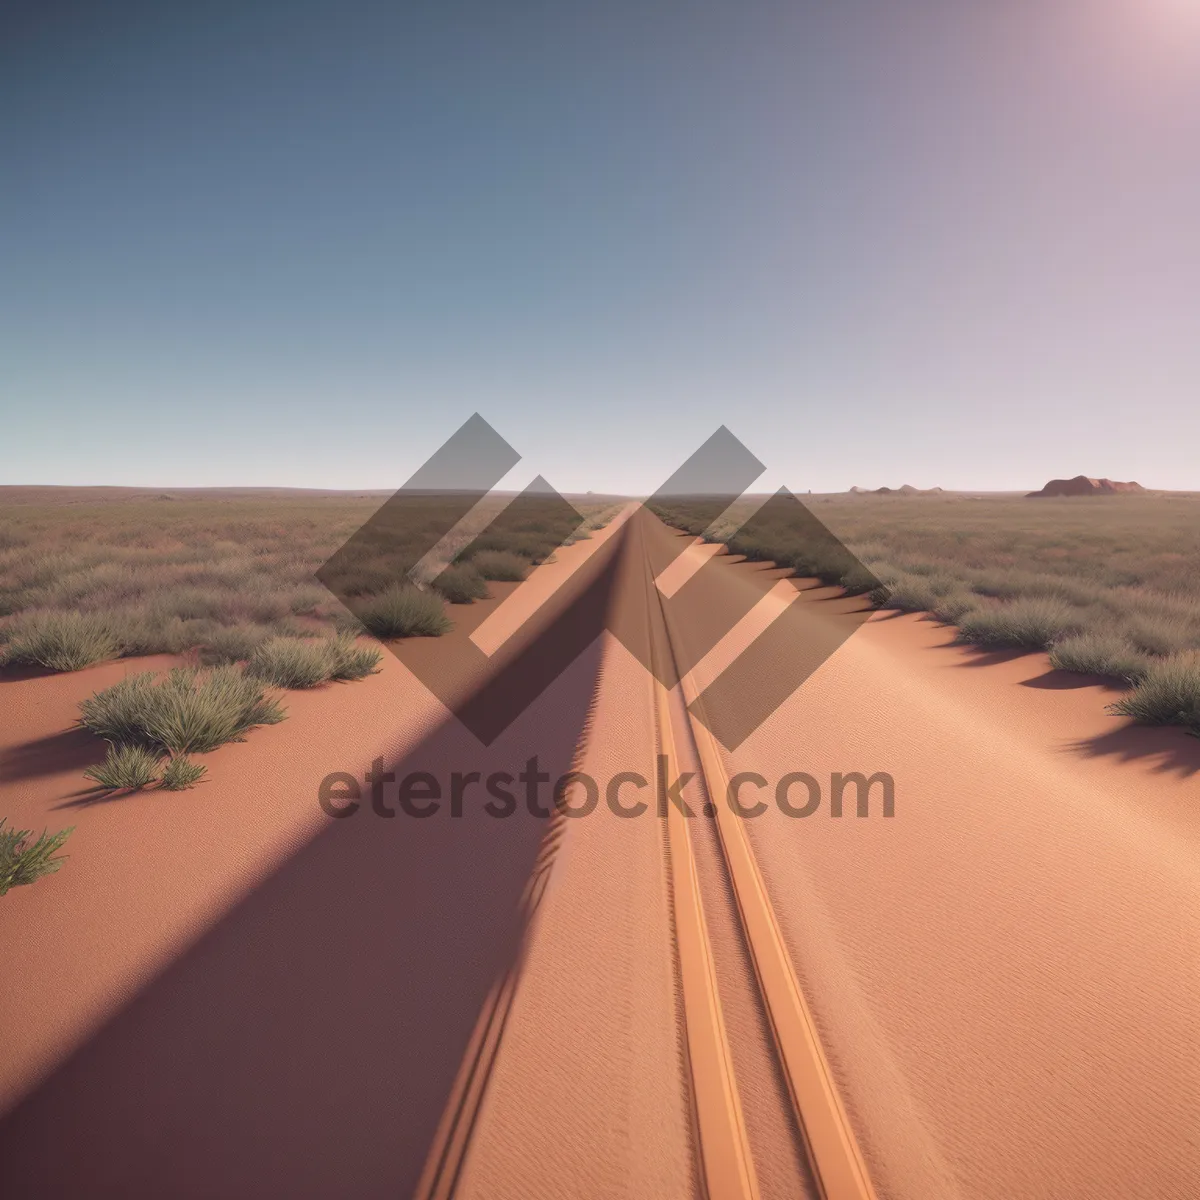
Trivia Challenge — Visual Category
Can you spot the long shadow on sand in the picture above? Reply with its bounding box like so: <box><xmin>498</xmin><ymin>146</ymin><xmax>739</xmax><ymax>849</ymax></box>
<box><xmin>1020</xmin><ymin>667</ymin><xmax>1126</xmax><ymax>693</ymax></box>
<box><xmin>951</xmin><ymin>644</ymin><xmax>1034</xmax><ymax>669</ymax></box>
<box><xmin>0</xmin><ymin>663</ymin><xmax>64</xmax><ymax>685</ymax></box>
<box><xmin>0</xmin><ymin>725</ymin><xmax>106</xmax><ymax>782</ymax></box>
<box><xmin>0</xmin><ymin>530</ymin><xmax>626</xmax><ymax>1200</ymax></box>
<box><xmin>1067</xmin><ymin>720</ymin><xmax>1200</xmax><ymax>781</ymax></box>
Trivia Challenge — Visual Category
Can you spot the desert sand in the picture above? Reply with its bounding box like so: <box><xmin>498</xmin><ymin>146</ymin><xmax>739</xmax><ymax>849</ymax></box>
<box><xmin>2</xmin><ymin>507</ymin><xmax>1198</xmax><ymax>1198</ymax></box>
<box><xmin>449</xmin><ymin>512</ymin><xmax>1200</xmax><ymax>1200</ymax></box>
<box><xmin>0</xmin><ymin>518</ymin><xmax>627</xmax><ymax>1197</ymax></box>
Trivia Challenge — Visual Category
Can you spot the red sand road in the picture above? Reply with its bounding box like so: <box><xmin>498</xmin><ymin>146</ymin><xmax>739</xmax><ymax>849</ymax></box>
<box><xmin>2</xmin><ymin>505</ymin><xmax>1199</xmax><ymax>1198</ymax></box>
<box><xmin>651</xmin><ymin>511</ymin><xmax>1200</xmax><ymax>1200</ymax></box>
<box><xmin>447</xmin><ymin>511</ymin><xmax>1200</xmax><ymax>1199</ymax></box>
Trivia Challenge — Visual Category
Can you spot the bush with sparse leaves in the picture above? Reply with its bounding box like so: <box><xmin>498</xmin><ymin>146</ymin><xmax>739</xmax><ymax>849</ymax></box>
<box><xmin>1</xmin><ymin>820</ymin><xmax>74</xmax><ymax>896</ymax></box>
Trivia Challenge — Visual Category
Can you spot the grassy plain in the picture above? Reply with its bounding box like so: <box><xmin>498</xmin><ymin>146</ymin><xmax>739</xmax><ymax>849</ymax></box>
<box><xmin>0</xmin><ymin>486</ymin><xmax>620</xmax><ymax>808</ymax></box>
<box><xmin>0</xmin><ymin>487</ymin><xmax>622</xmax><ymax>671</ymax></box>
<box><xmin>5</xmin><ymin>484</ymin><xmax>1195</xmax><ymax>765</ymax></box>
<box><xmin>654</xmin><ymin>491</ymin><xmax>1200</xmax><ymax>733</ymax></box>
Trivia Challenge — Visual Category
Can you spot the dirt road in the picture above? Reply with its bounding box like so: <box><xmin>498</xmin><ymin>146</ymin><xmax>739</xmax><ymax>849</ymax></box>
<box><xmin>2</xmin><ymin>506</ymin><xmax>1198</xmax><ymax>1198</ymax></box>
<box><xmin>439</xmin><ymin>508</ymin><xmax>1200</xmax><ymax>1200</ymax></box>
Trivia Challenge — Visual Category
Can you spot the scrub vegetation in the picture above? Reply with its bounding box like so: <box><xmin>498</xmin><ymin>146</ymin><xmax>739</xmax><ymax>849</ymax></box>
<box><xmin>78</xmin><ymin>667</ymin><xmax>287</xmax><ymax>756</ymax></box>
<box><xmin>469</xmin><ymin>549</ymin><xmax>531</xmax><ymax>581</ymax></box>
<box><xmin>0</xmin><ymin>487</ymin><xmax>620</xmax><ymax>803</ymax></box>
<box><xmin>0</xmin><ymin>488</ymin><xmax>621</xmax><ymax>671</ymax></box>
<box><xmin>0</xmin><ymin>820</ymin><xmax>74</xmax><ymax>897</ymax></box>
<box><xmin>653</xmin><ymin>491</ymin><xmax>1200</xmax><ymax>734</ymax></box>
<box><xmin>245</xmin><ymin>633</ymin><xmax>382</xmax><ymax>689</ymax></box>
<box><xmin>354</xmin><ymin>584</ymin><xmax>452</xmax><ymax>639</ymax></box>
<box><xmin>75</xmin><ymin>665</ymin><xmax>288</xmax><ymax>794</ymax></box>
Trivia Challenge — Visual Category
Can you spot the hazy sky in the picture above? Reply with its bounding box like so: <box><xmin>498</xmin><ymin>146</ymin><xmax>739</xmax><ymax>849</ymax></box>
<box><xmin>4</xmin><ymin>1</ymin><xmax>1199</xmax><ymax>493</ymax></box>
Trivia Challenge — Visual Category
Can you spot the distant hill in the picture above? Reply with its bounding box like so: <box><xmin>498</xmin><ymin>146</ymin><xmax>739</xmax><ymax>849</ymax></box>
<box><xmin>1026</xmin><ymin>475</ymin><xmax>1146</xmax><ymax>498</ymax></box>
<box><xmin>848</xmin><ymin>484</ymin><xmax>944</xmax><ymax>496</ymax></box>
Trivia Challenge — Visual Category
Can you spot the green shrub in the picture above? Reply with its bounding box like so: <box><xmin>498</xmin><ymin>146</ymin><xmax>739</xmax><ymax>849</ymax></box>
<box><xmin>152</xmin><ymin>586</ymin><xmax>230</xmax><ymax>622</ymax></box>
<box><xmin>0</xmin><ymin>820</ymin><xmax>74</xmax><ymax>896</ymax></box>
<box><xmin>969</xmin><ymin>569</ymin><xmax>1029</xmax><ymax>601</ymax></box>
<box><xmin>327</xmin><ymin>633</ymin><xmax>382</xmax><ymax>680</ymax></box>
<box><xmin>267</xmin><ymin>615</ymin><xmax>307</xmax><ymax>638</ymax></box>
<box><xmin>78</xmin><ymin>667</ymin><xmax>286</xmax><ymax>755</ymax></box>
<box><xmin>1109</xmin><ymin>653</ymin><xmax>1200</xmax><ymax>732</ymax></box>
<box><xmin>1049</xmin><ymin>632</ymin><xmax>1149</xmax><ymax>683</ymax></box>
<box><xmin>468</xmin><ymin>550</ymin><xmax>530</xmax><ymax>582</ymax></box>
<box><xmin>118</xmin><ymin>614</ymin><xmax>220</xmax><ymax>656</ymax></box>
<box><xmin>468</xmin><ymin>531</ymin><xmax>560</xmax><ymax>563</ymax></box>
<box><xmin>877</xmin><ymin>575</ymin><xmax>939</xmax><ymax>614</ymax></box>
<box><xmin>431</xmin><ymin>564</ymin><xmax>489</xmax><ymax>604</ymax></box>
<box><xmin>243</xmin><ymin>632</ymin><xmax>382</xmax><ymax>687</ymax></box>
<box><xmin>160</xmin><ymin>756</ymin><xmax>207</xmax><ymax>790</ymax></box>
<box><xmin>79</xmin><ymin>673</ymin><xmax>159</xmax><ymax>744</ymax></box>
<box><xmin>288</xmin><ymin>585</ymin><xmax>327</xmax><ymax>615</ymax></box>
<box><xmin>956</xmin><ymin>598</ymin><xmax>1083</xmax><ymax>651</ymax></box>
<box><xmin>931</xmin><ymin>591</ymin><xmax>977</xmax><ymax>624</ymax></box>
<box><xmin>1125</xmin><ymin>614</ymin><xmax>1195</xmax><ymax>658</ymax></box>
<box><xmin>240</xmin><ymin>589</ymin><xmax>294</xmax><ymax>624</ymax></box>
<box><xmin>357</xmin><ymin>584</ymin><xmax>451</xmax><ymax>638</ymax></box>
<box><xmin>330</xmin><ymin>608</ymin><xmax>367</xmax><ymax>636</ymax></box>
<box><xmin>3</xmin><ymin>611</ymin><xmax>120</xmax><ymax>671</ymax></box>
<box><xmin>246</xmin><ymin>637</ymin><xmax>337</xmax><ymax>688</ymax></box>
<box><xmin>83</xmin><ymin>742</ymin><xmax>164</xmax><ymax>791</ymax></box>
<box><xmin>200</xmin><ymin>623</ymin><xmax>274</xmax><ymax>664</ymax></box>
<box><xmin>838</xmin><ymin>564</ymin><xmax>879</xmax><ymax>595</ymax></box>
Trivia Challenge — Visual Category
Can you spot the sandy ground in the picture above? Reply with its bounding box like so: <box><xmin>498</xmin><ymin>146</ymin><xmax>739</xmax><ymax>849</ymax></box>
<box><xmin>3</xmin><ymin>506</ymin><xmax>1198</xmax><ymax>1198</ymax></box>
<box><xmin>733</xmin><ymin>613</ymin><xmax>1200</xmax><ymax>1200</ymax></box>
<box><xmin>453</xmin><ymin>633</ymin><xmax>698</xmax><ymax>1200</ymax></box>
<box><xmin>651</xmin><ymin>515</ymin><xmax>1200</xmax><ymax>1200</ymax></box>
<box><xmin>0</xmin><ymin>516</ymin><xmax>628</xmax><ymax>1198</ymax></box>
<box><xmin>455</xmin><ymin>512</ymin><xmax>1200</xmax><ymax>1199</ymax></box>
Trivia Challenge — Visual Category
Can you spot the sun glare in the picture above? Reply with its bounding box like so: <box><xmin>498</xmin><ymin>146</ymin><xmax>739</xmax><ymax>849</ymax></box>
<box><xmin>1153</xmin><ymin>0</ymin><xmax>1200</xmax><ymax>29</ymax></box>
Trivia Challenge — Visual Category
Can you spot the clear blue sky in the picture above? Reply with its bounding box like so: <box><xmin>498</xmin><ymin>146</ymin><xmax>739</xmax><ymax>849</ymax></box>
<box><xmin>4</xmin><ymin>1</ymin><xmax>1199</xmax><ymax>493</ymax></box>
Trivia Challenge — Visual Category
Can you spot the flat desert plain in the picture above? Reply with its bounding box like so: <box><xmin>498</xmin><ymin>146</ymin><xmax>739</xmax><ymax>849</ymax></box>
<box><xmin>1</xmin><ymin>488</ymin><xmax>1198</xmax><ymax>1200</ymax></box>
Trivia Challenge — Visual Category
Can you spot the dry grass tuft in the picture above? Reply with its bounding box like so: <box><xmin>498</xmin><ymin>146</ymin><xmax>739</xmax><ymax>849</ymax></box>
<box><xmin>83</xmin><ymin>742</ymin><xmax>163</xmax><ymax>791</ymax></box>
<box><xmin>355</xmin><ymin>584</ymin><xmax>451</xmax><ymax>638</ymax></box>
<box><xmin>1</xmin><ymin>820</ymin><xmax>74</xmax><ymax>895</ymax></box>
<box><xmin>1049</xmin><ymin>632</ymin><xmax>1149</xmax><ymax>683</ymax></box>
<box><xmin>955</xmin><ymin>598</ymin><xmax>1083</xmax><ymax>651</ymax></box>
<box><xmin>1109</xmin><ymin>653</ymin><xmax>1200</xmax><ymax>733</ymax></box>
<box><xmin>467</xmin><ymin>550</ymin><xmax>530</xmax><ymax>581</ymax></box>
<box><xmin>430</xmin><ymin>564</ymin><xmax>489</xmax><ymax>604</ymax></box>
<box><xmin>2</xmin><ymin>611</ymin><xmax>121</xmax><ymax>671</ymax></box>
<box><xmin>78</xmin><ymin>667</ymin><xmax>286</xmax><ymax>756</ymax></box>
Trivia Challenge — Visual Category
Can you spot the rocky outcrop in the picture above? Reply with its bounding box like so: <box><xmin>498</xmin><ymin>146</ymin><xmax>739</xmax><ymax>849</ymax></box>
<box><xmin>848</xmin><ymin>485</ymin><xmax>945</xmax><ymax>496</ymax></box>
<box><xmin>1026</xmin><ymin>475</ymin><xmax>1146</xmax><ymax>498</ymax></box>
